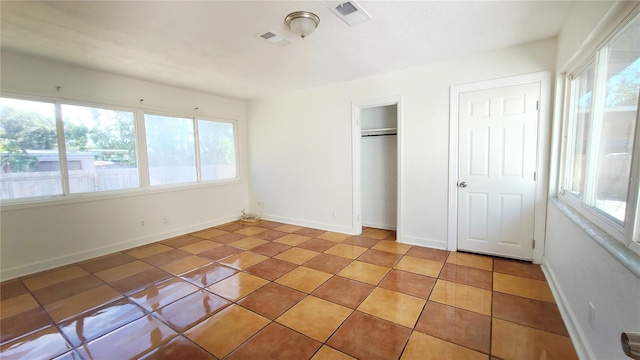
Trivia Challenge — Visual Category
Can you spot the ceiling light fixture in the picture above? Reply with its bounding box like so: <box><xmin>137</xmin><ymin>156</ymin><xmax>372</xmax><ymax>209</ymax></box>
<box><xmin>285</xmin><ymin>11</ymin><xmax>320</xmax><ymax>39</ymax></box>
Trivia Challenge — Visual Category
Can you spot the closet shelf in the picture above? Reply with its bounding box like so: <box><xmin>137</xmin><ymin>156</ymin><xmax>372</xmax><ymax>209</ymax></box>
<box><xmin>361</xmin><ymin>127</ymin><xmax>397</xmax><ymax>137</ymax></box>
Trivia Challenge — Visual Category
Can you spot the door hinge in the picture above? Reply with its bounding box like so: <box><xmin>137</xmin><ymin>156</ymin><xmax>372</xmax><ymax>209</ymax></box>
<box><xmin>536</xmin><ymin>101</ymin><xmax>539</xmax><ymax>110</ymax></box>
<box><xmin>533</xmin><ymin>172</ymin><xmax>537</xmax><ymax>181</ymax></box>
<box><xmin>532</xmin><ymin>240</ymin><xmax>536</xmax><ymax>249</ymax></box>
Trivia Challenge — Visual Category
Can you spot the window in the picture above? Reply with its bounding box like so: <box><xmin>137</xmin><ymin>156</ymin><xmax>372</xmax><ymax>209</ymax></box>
<box><xmin>562</xmin><ymin>12</ymin><xmax>640</xmax><ymax>247</ymax></box>
<box><xmin>0</xmin><ymin>98</ymin><xmax>63</xmax><ymax>199</ymax></box>
<box><xmin>198</xmin><ymin>119</ymin><xmax>237</xmax><ymax>181</ymax></box>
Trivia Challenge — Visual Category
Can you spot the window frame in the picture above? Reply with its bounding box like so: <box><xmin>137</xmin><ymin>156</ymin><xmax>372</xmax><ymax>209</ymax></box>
<box><xmin>0</xmin><ymin>92</ymin><xmax>240</xmax><ymax>207</ymax></box>
<box><xmin>559</xmin><ymin>8</ymin><xmax>640</xmax><ymax>255</ymax></box>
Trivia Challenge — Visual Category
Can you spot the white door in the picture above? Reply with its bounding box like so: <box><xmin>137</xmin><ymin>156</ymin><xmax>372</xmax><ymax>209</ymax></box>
<box><xmin>457</xmin><ymin>83</ymin><xmax>539</xmax><ymax>260</ymax></box>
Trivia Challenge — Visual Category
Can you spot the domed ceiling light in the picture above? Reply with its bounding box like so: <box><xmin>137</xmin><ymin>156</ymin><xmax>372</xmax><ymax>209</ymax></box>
<box><xmin>285</xmin><ymin>11</ymin><xmax>320</xmax><ymax>39</ymax></box>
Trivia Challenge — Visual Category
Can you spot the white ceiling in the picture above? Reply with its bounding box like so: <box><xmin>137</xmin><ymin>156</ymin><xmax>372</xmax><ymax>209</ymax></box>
<box><xmin>1</xmin><ymin>1</ymin><xmax>574</xmax><ymax>100</ymax></box>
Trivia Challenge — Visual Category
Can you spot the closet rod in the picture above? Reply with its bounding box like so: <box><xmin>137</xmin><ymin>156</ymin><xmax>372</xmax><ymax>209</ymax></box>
<box><xmin>362</xmin><ymin>133</ymin><xmax>397</xmax><ymax>138</ymax></box>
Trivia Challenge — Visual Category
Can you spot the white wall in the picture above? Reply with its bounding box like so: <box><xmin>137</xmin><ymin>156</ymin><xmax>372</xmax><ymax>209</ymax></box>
<box><xmin>0</xmin><ymin>51</ymin><xmax>249</xmax><ymax>279</ymax></box>
<box><xmin>247</xmin><ymin>38</ymin><xmax>557</xmax><ymax>247</ymax></box>
<box><xmin>544</xmin><ymin>1</ymin><xmax>640</xmax><ymax>359</ymax></box>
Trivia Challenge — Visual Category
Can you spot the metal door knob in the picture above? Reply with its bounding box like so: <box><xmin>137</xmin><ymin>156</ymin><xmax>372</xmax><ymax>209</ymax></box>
<box><xmin>459</xmin><ymin>181</ymin><xmax>468</xmax><ymax>188</ymax></box>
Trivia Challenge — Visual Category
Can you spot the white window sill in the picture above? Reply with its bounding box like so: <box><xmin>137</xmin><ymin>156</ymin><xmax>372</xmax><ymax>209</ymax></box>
<box><xmin>550</xmin><ymin>197</ymin><xmax>640</xmax><ymax>279</ymax></box>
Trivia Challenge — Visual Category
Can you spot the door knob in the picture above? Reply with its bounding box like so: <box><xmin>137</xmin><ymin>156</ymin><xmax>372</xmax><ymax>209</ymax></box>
<box><xmin>459</xmin><ymin>181</ymin><xmax>468</xmax><ymax>188</ymax></box>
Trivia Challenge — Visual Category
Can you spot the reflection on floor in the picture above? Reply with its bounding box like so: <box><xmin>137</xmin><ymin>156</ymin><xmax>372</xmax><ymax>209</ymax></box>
<box><xmin>0</xmin><ymin>221</ymin><xmax>578</xmax><ymax>359</ymax></box>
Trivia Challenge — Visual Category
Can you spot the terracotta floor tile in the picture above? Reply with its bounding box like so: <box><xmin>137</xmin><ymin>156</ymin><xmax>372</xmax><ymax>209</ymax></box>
<box><xmin>400</xmin><ymin>331</ymin><xmax>488</xmax><ymax>360</ymax></box>
<box><xmin>324</xmin><ymin>243</ymin><xmax>368</xmax><ymax>259</ymax></box>
<box><xmin>32</xmin><ymin>274</ymin><xmax>104</xmax><ymax>305</ymax></box>
<box><xmin>493</xmin><ymin>258</ymin><xmax>546</xmax><ymax>280</ymax></box>
<box><xmin>357</xmin><ymin>249</ymin><xmax>403</xmax><ymax>267</ymax></box>
<box><xmin>219</xmin><ymin>251</ymin><xmax>268</xmax><ymax>270</ymax></box>
<box><xmin>493</xmin><ymin>272</ymin><xmax>555</xmax><ymax>303</ymax></box>
<box><xmin>227</xmin><ymin>322</ymin><xmax>321</xmax><ymax>360</ymax></box>
<box><xmin>0</xmin><ymin>326</ymin><xmax>72</xmax><ymax>360</ymax></box>
<box><xmin>180</xmin><ymin>263</ymin><xmax>237</xmax><ymax>287</ymax></box>
<box><xmin>0</xmin><ymin>307</ymin><xmax>53</xmax><ymax>344</ymax></box>
<box><xmin>254</xmin><ymin>220</ymin><xmax>285</xmax><ymax>229</ymax></box>
<box><xmin>378</xmin><ymin>269</ymin><xmax>436</xmax><ymax>299</ymax></box>
<box><xmin>274</xmin><ymin>247</ymin><xmax>320</xmax><ymax>265</ymax></box>
<box><xmin>58</xmin><ymin>298</ymin><xmax>146</xmax><ymax>347</ymax></box>
<box><xmin>294</xmin><ymin>227</ymin><xmax>326</xmax><ymax>237</ymax></box>
<box><xmin>298</xmin><ymin>238</ymin><xmax>338</xmax><ymax>252</ymax></box>
<box><xmin>0</xmin><ymin>280</ymin><xmax>27</xmax><ymax>301</ymax></box>
<box><xmin>23</xmin><ymin>266</ymin><xmax>89</xmax><ymax>291</ymax></box>
<box><xmin>493</xmin><ymin>292</ymin><xmax>568</xmax><ymax>336</ymax></box>
<box><xmin>161</xmin><ymin>235</ymin><xmax>205</xmax><ymax>248</ymax></box>
<box><xmin>190</xmin><ymin>228</ymin><xmax>228</xmax><ymax>239</ymax></box>
<box><xmin>206</xmin><ymin>272</ymin><xmax>268</xmax><ymax>300</ymax></box>
<box><xmin>342</xmin><ymin>236</ymin><xmax>381</xmax><ymax>248</ymax></box>
<box><xmin>357</xmin><ymin>287</ymin><xmax>425</xmax><ymax>328</ymax></box>
<box><xmin>179</xmin><ymin>240</ymin><xmax>223</xmax><ymax>254</ymax></box>
<box><xmin>317</xmin><ymin>232</ymin><xmax>351</xmax><ymax>242</ymax></box>
<box><xmin>140</xmin><ymin>336</ymin><xmax>216</xmax><ymax>360</ymax></box>
<box><xmin>252</xmin><ymin>229</ymin><xmax>289</xmax><ymax>241</ymax></box>
<box><xmin>79</xmin><ymin>253</ymin><xmax>136</xmax><ymax>274</ymax></box>
<box><xmin>43</xmin><ymin>285</ymin><xmax>122</xmax><ymax>323</ymax></box>
<box><xmin>184</xmin><ymin>304</ymin><xmax>270</xmax><ymax>358</ymax></box>
<box><xmin>327</xmin><ymin>311</ymin><xmax>412</xmax><ymax>360</ymax></box>
<box><xmin>250</xmin><ymin>242</ymin><xmax>292</xmax><ymax>257</ymax></box>
<box><xmin>439</xmin><ymin>263</ymin><xmax>493</xmax><ymax>290</ymax></box>
<box><xmin>229</xmin><ymin>237</ymin><xmax>268</xmax><ymax>250</ymax></box>
<box><xmin>77</xmin><ymin>315</ymin><xmax>177</xmax><ymax>360</ymax></box>
<box><xmin>338</xmin><ymin>261</ymin><xmax>390</xmax><ymax>285</ymax></box>
<box><xmin>303</xmin><ymin>254</ymin><xmax>353</xmax><ymax>274</ymax></box>
<box><xmin>361</xmin><ymin>228</ymin><xmax>394</xmax><ymax>239</ymax></box>
<box><xmin>446</xmin><ymin>252</ymin><xmax>493</xmax><ymax>271</ymax></box>
<box><xmin>160</xmin><ymin>255</ymin><xmax>211</xmax><ymax>275</ymax></box>
<box><xmin>215</xmin><ymin>222</ymin><xmax>247</xmax><ymax>232</ymax></box>
<box><xmin>277</xmin><ymin>296</ymin><xmax>352</xmax><ymax>342</ymax></box>
<box><xmin>126</xmin><ymin>244</ymin><xmax>173</xmax><ymax>259</ymax></box>
<box><xmin>394</xmin><ymin>255</ymin><xmax>444</xmax><ymax>277</ymax></box>
<box><xmin>110</xmin><ymin>268</ymin><xmax>171</xmax><ymax>295</ymax></box>
<box><xmin>199</xmin><ymin>245</ymin><xmax>242</xmax><ymax>261</ymax></box>
<box><xmin>275</xmin><ymin>266</ymin><xmax>332</xmax><ymax>293</ymax></box>
<box><xmin>311</xmin><ymin>346</ymin><xmax>356</xmax><ymax>360</ymax></box>
<box><xmin>415</xmin><ymin>301</ymin><xmax>490</xmax><ymax>353</ymax></box>
<box><xmin>130</xmin><ymin>277</ymin><xmax>198</xmax><ymax>312</ymax></box>
<box><xmin>371</xmin><ymin>240</ymin><xmax>412</xmax><ymax>255</ymax></box>
<box><xmin>95</xmin><ymin>260</ymin><xmax>153</xmax><ymax>283</ymax></box>
<box><xmin>274</xmin><ymin>224</ymin><xmax>304</xmax><ymax>233</ymax></box>
<box><xmin>245</xmin><ymin>258</ymin><xmax>297</xmax><ymax>281</ymax></box>
<box><xmin>141</xmin><ymin>249</ymin><xmax>192</xmax><ymax>267</ymax></box>
<box><xmin>0</xmin><ymin>293</ymin><xmax>40</xmax><ymax>320</ymax></box>
<box><xmin>234</xmin><ymin>226</ymin><xmax>269</xmax><ymax>236</ymax></box>
<box><xmin>209</xmin><ymin>232</ymin><xmax>247</xmax><ymax>244</ymax></box>
<box><xmin>312</xmin><ymin>276</ymin><xmax>375</xmax><ymax>309</ymax></box>
<box><xmin>405</xmin><ymin>246</ymin><xmax>450</xmax><ymax>262</ymax></box>
<box><xmin>154</xmin><ymin>290</ymin><xmax>230</xmax><ymax>332</ymax></box>
<box><xmin>429</xmin><ymin>279</ymin><xmax>492</xmax><ymax>316</ymax></box>
<box><xmin>491</xmin><ymin>318</ymin><xmax>578</xmax><ymax>360</ymax></box>
<box><xmin>273</xmin><ymin>233</ymin><xmax>311</xmax><ymax>246</ymax></box>
<box><xmin>238</xmin><ymin>282</ymin><xmax>305</xmax><ymax>319</ymax></box>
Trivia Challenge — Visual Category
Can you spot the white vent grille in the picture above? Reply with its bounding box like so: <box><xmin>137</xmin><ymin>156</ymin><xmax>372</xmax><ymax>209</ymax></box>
<box><xmin>330</xmin><ymin>1</ymin><xmax>371</xmax><ymax>26</ymax></box>
<box><xmin>256</xmin><ymin>31</ymin><xmax>293</xmax><ymax>47</ymax></box>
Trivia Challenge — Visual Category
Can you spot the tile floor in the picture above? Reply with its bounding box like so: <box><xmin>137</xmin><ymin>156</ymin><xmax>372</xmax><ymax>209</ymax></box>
<box><xmin>0</xmin><ymin>221</ymin><xmax>578</xmax><ymax>360</ymax></box>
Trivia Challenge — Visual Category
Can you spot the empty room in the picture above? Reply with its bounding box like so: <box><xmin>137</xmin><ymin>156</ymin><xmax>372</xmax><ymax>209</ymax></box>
<box><xmin>1</xmin><ymin>1</ymin><xmax>639</xmax><ymax>359</ymax></box>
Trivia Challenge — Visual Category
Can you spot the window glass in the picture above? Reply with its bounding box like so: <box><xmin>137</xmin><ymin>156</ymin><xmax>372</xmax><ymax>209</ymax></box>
<box><xmin>594</xmin><ymin>17</ymin><xmax>640</xmax><ymax>223</ymax></box>
<box><xmin>567</xmin><ymin>64</ymin><xmax>595</xmax><ymax>199</ymax></box>
<box><xmin>61</xmin><ymin>104</ymin><xmax>139</xmax><ymax>193</ymax></box>
<box><xmin>144</xmin><ymin>114</ymin><xmax>196</xmax><ymax>185</ymax></box>
<box><xmin>0</xmin><ymin>98</ymin><xmax>62</xmax><ymax>199</ymax></box>
<box><xmin>198</xmin><ymin>120</ymin><xmax>237</xmax><ymax>181</ymax></box>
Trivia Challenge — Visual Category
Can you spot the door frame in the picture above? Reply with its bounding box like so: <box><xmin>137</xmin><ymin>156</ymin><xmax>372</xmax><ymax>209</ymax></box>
<box><xmin>448</xmin><ymin>72</ymin><xmax>551</xmax><ymax>264</ymax></box>
<box><xmin>352</xmin><ymin>96</ymin><xmax>403</xmax><ymax>239</ymax></box>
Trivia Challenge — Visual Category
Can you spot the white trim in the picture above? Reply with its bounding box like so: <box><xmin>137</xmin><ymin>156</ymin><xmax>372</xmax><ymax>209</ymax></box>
<box><xmin>448</xmin><ymin>71</ymin><xmax>552</xmax><ymax>263</ymax></box>
<box><xmin>0</xmin><ymin>214</ymin><xmax>240</xmax><ymax>280</ymax></box>
<box><xmin>401</xmin><ymin>234</ymin><xmax>447</xmax><ymax>250</ymax></box>
<box><xmin>351</xmin><ymin>96</ymin><xmax>403</xmax><ymax>239</ymax></box>
<box><xmin>261</xmin><ymin>213</ymin><xmax>355</xmax><ymax>235</ymax></box>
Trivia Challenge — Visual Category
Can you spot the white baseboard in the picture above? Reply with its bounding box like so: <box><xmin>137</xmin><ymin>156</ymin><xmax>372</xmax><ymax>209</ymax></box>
<box><xmin>0</xmin><ymin>214</ymin><xmax>239</xmax><ymax>280</ymax></box>
<box><xmin>362</xmin><ymin>222</ymin><xmax>397</xmax><ymax>231</ymax></box>
<box><xmin>541</xmin><ymin>260</ymin><xmax>594</xmax><ymax>360</ymax></box>
<box><xmin>400</xmin><ymin>234</ymin><xmax>447</xmax><ymax>250</ymax></box>
<box><xmin>261</xmin><ymin>213</ymin><xmax>355</xmax><ymax>235</ymax></box>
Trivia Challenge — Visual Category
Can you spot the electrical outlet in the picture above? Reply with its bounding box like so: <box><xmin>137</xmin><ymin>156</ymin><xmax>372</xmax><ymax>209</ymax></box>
<box><xmin>162</xmin><ymin>216</ymin><xmax>168</xmax><ymax>224</ymax></box>
<box><xmin>140</xmin><ymin>220</ymin><xmax>145</xmax><ymax>228</ymax></box>
<box><xmin>331</xmin><ymin>209</ymin><xmax>337</xmax><ymax>218</ymax></box>
<box><xmin>588</xmin><ymin>302</ymin><xmax>596</xmax><ymax>329</ymax></box>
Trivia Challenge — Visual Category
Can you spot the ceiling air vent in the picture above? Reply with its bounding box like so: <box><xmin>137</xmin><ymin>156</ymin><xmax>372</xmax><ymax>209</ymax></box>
<box><xmin>256</xmin><ymin>31</ymin><xmax>293</xmax><ymax>47</ymax></box>
<box><xmin>330</xmin><ymin>1</ymin><xmax>371</xmax><ymax>27</ymax></box>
